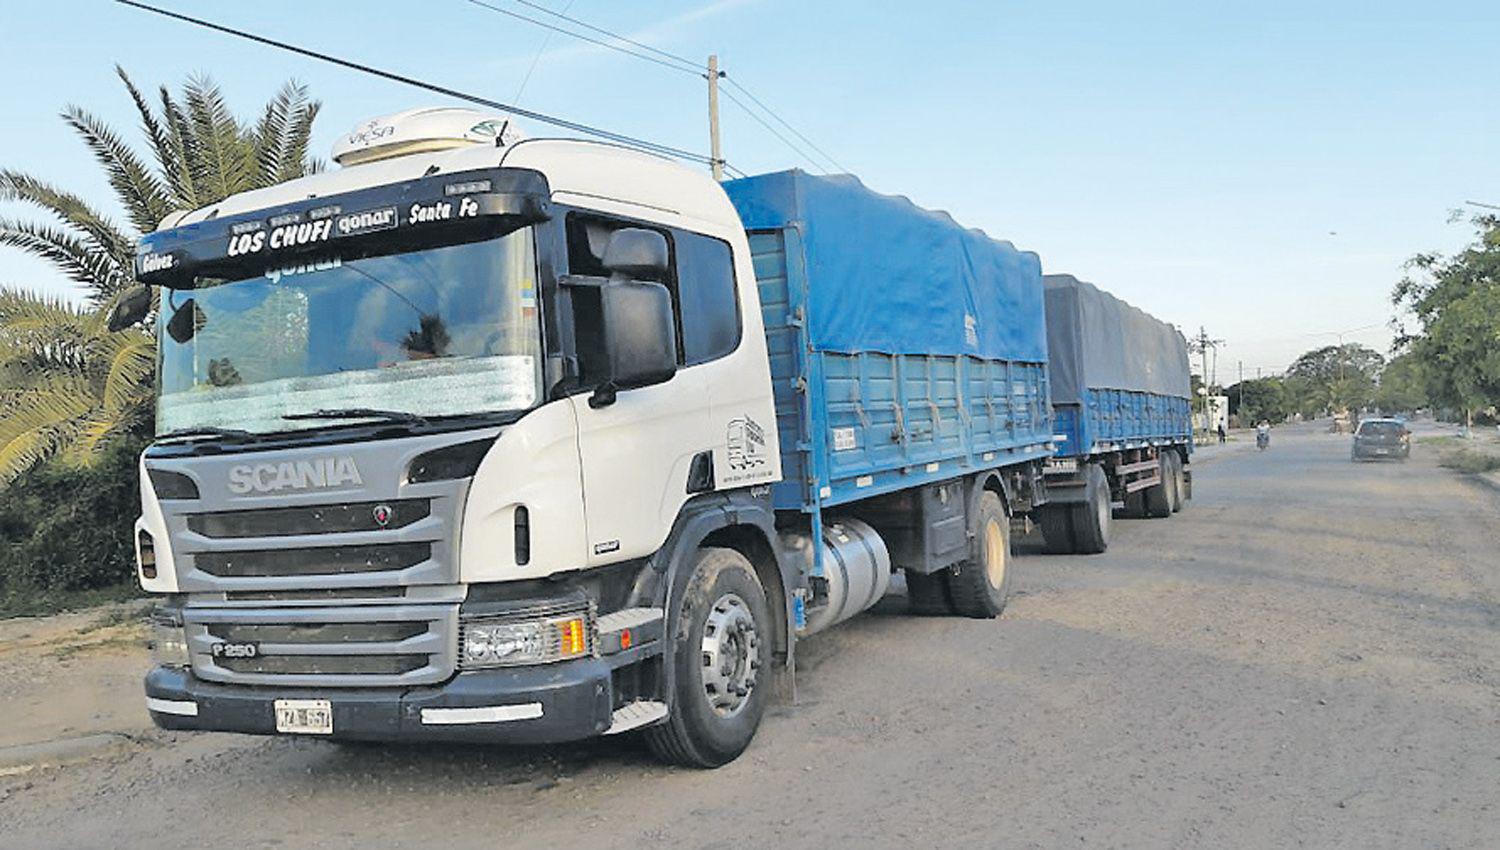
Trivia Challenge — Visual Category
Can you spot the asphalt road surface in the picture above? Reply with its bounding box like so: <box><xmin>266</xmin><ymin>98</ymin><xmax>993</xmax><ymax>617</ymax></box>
<box><xmin>5</xmin><ymin>423</ymin><xmax>1499</xmax><ymax>849</ymax></box>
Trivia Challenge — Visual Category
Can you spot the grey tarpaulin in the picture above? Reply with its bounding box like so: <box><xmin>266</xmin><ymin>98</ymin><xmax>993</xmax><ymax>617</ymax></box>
<box><xmin>1043</xmin><ymin>274</ymin><xmax>1192</xmax><ymax>404</ymax></box>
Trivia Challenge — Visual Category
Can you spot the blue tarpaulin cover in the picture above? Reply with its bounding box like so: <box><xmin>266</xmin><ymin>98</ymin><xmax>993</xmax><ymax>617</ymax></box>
<box><xmin>724</xmin><ymin>170</ymin><xmax>1046</xmax><ymax>363</ymax></box>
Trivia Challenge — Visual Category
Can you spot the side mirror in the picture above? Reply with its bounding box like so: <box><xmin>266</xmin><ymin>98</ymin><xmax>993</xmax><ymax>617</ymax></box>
<box><xmin>106</xmin><ymin>285</ymin><xmax>152</xmax><ymax>332</ymax></box>
<box><xmin>165</xmin><ymin>298</ymin><xmax>205</xmax><ymax>344</ymax></box>
<box><xmin>601</xmin><ymin>228</ymin><xmax>669</xmax><ymax>280</ymax></box>
<box><xmin>590</xmin><ymin>279</ymin><xmax>677</xmax><ymax>407</ymax></box>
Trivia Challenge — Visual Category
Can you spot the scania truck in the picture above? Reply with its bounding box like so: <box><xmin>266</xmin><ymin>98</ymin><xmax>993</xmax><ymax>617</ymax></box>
<box><xmin>118</xmin><ymin>106</ymin><xmax>1063</xmax><ymax>767</ymax></box>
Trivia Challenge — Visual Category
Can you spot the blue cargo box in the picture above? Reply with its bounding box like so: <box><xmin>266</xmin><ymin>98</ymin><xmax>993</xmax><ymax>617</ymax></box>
<box><xmin>725</xmin><ymin>170</ymin><xmax>1053</xmax><ymax>512</ymax></box>
<box><xmin>1043</xmin><ymin>274</ymin><xmax>1193</xmax><ymax>457</ymax></box>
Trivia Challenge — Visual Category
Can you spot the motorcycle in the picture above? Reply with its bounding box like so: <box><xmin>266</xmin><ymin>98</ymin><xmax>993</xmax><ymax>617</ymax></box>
<box><xmin>1256</xmin><ymin>430</ymin><xmax>1270</xmax><ymax>451</ymax></box>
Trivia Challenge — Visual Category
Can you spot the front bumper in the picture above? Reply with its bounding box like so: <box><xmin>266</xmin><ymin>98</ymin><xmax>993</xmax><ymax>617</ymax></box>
<box><xmin>1353</xmin><ymin>443</ymin><xmax>1408</xmax><ymax>459</ymax></box>
<box><xmin>145</xmin><ymin>657</ymin><xmax>614</xmax><ymax>744</ymax></box>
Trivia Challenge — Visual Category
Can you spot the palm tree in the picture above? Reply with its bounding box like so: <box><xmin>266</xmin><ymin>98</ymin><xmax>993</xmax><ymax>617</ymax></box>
<box><xmin>0</xmin><ymin>67</ymin><xmax>321</xmax><ymax>485</ymax></box>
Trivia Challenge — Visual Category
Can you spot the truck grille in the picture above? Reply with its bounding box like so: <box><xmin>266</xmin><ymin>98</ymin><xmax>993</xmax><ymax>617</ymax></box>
<box><xmin>206</xmin><ymin>621</ymin><xmax>428</xmax><ymax>643</ymax></box>
<box><xmin>186</xmin><ymin>499</ymin><xmax>431</xmax><ymax>538</ymax></box>
<box><xmin>185</xmin><ymin>604</ymin><xmax>457</xmax><ymax>687</ymax></box>
<box><xmin>216</xmin><ymin>655</ymin><xmax>428</xmax><ymax>676</ymax></box>
<box><xmin>195</xmin><ymin>543</ymin><xmax>431</xmax><ymax>578</ymax></box>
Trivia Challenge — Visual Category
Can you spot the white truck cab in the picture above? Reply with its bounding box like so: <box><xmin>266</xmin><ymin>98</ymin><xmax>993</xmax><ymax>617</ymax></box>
<box><xmin>131</xmin><ymin>108</ymin><xmax>787</xmax><ymax>766</ymax></box>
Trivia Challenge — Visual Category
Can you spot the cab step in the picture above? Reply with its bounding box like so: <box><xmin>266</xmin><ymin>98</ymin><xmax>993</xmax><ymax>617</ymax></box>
<box><xmin>605</xmin><ymin>700</ymin><xmax>668</xmax><ymax>734</ymax></box>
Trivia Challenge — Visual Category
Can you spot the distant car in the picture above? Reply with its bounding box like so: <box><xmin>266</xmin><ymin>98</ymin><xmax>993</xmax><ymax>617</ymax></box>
<box><xmin>1351</xmin><ymin>418</ymin><xmax>1410</xmax><ymax>462</ymax></box>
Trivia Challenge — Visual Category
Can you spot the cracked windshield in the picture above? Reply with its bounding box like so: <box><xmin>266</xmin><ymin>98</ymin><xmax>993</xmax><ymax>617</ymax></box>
<box><xmin>156</xmin><ymin>228</ymin><xmax>541</xmax><ymax>434</ymax></box>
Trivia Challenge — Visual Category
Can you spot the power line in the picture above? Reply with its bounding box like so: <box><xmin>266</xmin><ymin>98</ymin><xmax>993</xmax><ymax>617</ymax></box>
<box><xmin>459</xmin><ymin>0</ymin><xmax>701</xmax><ymax>78</ymax></box>
<box><xmin>721</xmin><ymin>77</ymin><xmax>849</xmax><ymax>174</ymax></box>
<box><xmin>512</xmin><ymin>0</ymin><xmax>579</xmax><ymax>106</ymax></box>
<box><xmin>718</xmin><ymin>86</ymin><xmax>832</xmax><ymax>175</ymax></box>
<box><xmin>458</xmin><ymin>0</ymin><xmax>844</xmax><ymax>173</ymax></box>
<box><xmin>503</xmin><ymin>0</ymin><xmax>701</xmax><ymax>71</ymax></box>
<box><xmin>115</xmin><ymin>1</ymin><xmax>718</xmax><ymax>167</ymax></box>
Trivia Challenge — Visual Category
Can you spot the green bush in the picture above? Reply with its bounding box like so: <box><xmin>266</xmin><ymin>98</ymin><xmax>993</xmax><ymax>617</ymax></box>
<box><xmin>1438</xmin><ymin>447</ymin><xmax>1500</xmax><ymax>474</ymax></box>
<box><xmin>0</xmin><ymin>437</ymin><xmax>147</xmax><ymax>601</ymax></box>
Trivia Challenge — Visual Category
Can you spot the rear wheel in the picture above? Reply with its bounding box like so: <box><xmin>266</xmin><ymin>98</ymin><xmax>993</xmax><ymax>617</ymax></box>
<box><xmin>1069</xmin><ymin>464</ymin><xmax>1112</xmax><ymax>554</ymax></box>
<box><xmin>1143</xmin><ymin>455</ymin><xmax>1172</xmax><ymax>518</ymax></box>
<box><xmin>1038</xmin><ymin>505</ymin><xmax>1075</xmax><ymax>554</ymax></box>
<box><xmin>1166</xmin><ymin>452</ymin><xmax>1185</xmax><ymax>513</ymax></box>
<box><xmin>947</xmin><ymin>492</ymin><xmax>1012</xmax><ymax>619</ymax></box>
<box><xmin>647</xmin><ymin>547</ymin><xmax>771</xmax><ymax>768</ymax></box>
<box><xmin>905</xmin><ymin>569</ymin><xmax>954</xmax><ymax>615</ymax></box>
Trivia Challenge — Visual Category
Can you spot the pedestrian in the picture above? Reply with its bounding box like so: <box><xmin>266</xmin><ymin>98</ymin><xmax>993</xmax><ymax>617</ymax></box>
<box><xmin>1216</xmin><ymin>423</ymin><xmax>1226</xmax><ymax>444</ymax></box>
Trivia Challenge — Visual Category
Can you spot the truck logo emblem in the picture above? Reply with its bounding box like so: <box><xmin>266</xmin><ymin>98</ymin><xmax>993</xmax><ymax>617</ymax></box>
<box><xmin>210</xmin><ymin>641</ymin><xmax>259</xmax><ymax>660</ymax></box>
<box><xmin>372</xmin><ymin>504</ymin><xmax>393</xmax><ymax>527</ymax></box>
<box><xmin>227</xmin><ymin>457</ymin><xmax>363</xmax><ymax>494</ymax></box>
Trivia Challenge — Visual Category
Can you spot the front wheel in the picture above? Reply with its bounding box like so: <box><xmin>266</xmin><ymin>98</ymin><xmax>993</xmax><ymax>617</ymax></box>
<box><xmin>647</xmin><ymin>547</ymin><xmax>771</xmax><ymax>768</ymax></box>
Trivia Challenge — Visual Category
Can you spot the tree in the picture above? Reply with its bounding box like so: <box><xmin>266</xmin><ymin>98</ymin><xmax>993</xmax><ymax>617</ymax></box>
<box><xmin>1285</xmin><ymin>343</ymin><xmax>1384</xmax><ymax>415</ymax></box>
<box><xmin>0</xmin><ymin>67</ymin><xmax>321</xmax><ymax>485</ymax></box>
<box><xmin>1392</xmin><ymin>215</ymin><xmax>1500</xmax><ymax>427</ymax></box>
<box><xmin>1371</xmin><ymin>352</ymin><xmax>1429</xmax><ymax>414</ymax></box>
<box><xmin>1225</xmin><ymin>377</ymin><xmax>1291</xmax><ymax>424</ymax></box>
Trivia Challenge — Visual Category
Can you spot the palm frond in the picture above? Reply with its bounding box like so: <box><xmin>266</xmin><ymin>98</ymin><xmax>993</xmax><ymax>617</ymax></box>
<box><xmin>0</xmin><ymin>170</ymin><xmax>136</xmax><ymax>268</ymax></box>
<box><xmin>116</xmin><ymin>65</ymin><xmax>191</xmax><ymax>214</ymax></box>
<box><xmin>0</xmin><ymin>219</ymin><xmax>127</xmax><ymax>298</ymax></box>
<box><xmin>0</xmin><ymin>374</ymin><xmax>93</xmax><ymax>485</ymax></box>
<box><xmin>251</xmin><ymin>82</ymin><xmax>296</xmax><ymax>189</ymax></box>
<box><xmin>278</xmin><ymin>90</ymin><xmax>321</xmax><ymax>184</ymax></box>
<box><xmin>159</xmin><ymin>86</ymin><xmax>205</xmax><ymax>210</ymax></box>
<box><xmin>60</xmin><ymin>105</ymin><xmax>172</xmax><ymax>234</ymax></box>
<box><xmin>183</xmin><ymin>74</ymin><xmax>252</xmax><ymax>201</ymax></box>
<box><xmin>57</xmin><ymin>413</ymin><xmax>127</xmax><ymax>468</ymax></box>
<box><xmin>96</xmin><ymin>329</ymin><xmax>155</xmax><ymax>415</ymax></box>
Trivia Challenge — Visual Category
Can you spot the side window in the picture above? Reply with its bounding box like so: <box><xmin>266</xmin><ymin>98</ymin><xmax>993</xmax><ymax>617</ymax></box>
<box><xmin>673</xmin><ymin>230</ymin><xmax>741</xmax><ymax>365</ymax></box>
<box><xmin>563</xmin><ymin>212</ymin><xmax>741</xmax><ymax>373</ymax></box>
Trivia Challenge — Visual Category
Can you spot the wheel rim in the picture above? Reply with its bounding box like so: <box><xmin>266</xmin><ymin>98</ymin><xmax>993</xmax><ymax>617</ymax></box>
<box><xmin>983</xmin><ymin>518</ymin><xmax>1007</xmax><ymax>588</ymax></box>
<box><xmin>1096</xmin><ymin>484</ymin><xmax>1110</xmax><ymax>533</ymax></box>
<box><xmin>699</xmin><ymin>592</ymin><xmax>760</xmax><ymax>718</ymax></box>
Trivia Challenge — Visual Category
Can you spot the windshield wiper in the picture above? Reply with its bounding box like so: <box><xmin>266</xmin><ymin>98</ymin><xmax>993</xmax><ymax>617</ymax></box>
<box><xmin>157</xmin><ymin>426</ymin><xmax>255</xmax><ymax>442</ymax></box>
<box><xmin>283</xmin><ymin>408</ymin><xmax>429</xmax><ymax>425</ymax></box>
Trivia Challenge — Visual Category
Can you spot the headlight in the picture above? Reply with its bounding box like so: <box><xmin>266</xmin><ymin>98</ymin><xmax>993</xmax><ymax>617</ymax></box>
<box><xmin>459</xmin><ymin>611</ymin><xmax>593</xmax><ymax>669</ymax></box>
<box><xmin>150</xmin><ymin>616</ymin><xmax>190</xmax><ymax>668</ymax></box>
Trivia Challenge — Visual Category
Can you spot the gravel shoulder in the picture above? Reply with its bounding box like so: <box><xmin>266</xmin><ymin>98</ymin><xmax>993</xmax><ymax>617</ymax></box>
<box><xmin>2</xmin><ymin>427</ymin><xmax>1498</xmax><ymax>849</ymax></box>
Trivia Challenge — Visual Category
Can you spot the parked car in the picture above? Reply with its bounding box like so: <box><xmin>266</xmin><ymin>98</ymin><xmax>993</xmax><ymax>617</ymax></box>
<box><xmin>1351</xmin><ymin>418</ymin><xmax>1410</xmax><ymax>462</ymax></box>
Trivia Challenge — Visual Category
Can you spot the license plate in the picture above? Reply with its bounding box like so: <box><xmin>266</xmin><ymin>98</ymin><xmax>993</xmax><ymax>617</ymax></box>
<box><xmin>274</xmin><ymin>699</ymin><xmax>333</xmax><ymax>735</ymax></box>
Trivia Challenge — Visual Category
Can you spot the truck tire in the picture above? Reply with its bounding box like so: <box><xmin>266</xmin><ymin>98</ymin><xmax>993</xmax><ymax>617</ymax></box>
<box><xmin>1038</xmin><ymin>505</ymin><xmax>1075</xmax><ymax>554</ymax></box>
<box><xmin>905</xmin><ymin>570</ymin><xmax>954</xmax><ymax>615</ymax></box>
<box><xmin>1166</xmin><ymin>452</ymin><xmax>1184</xmax><ymax>513</ymax></box>
<box><xmin>947</xmin><ymin>491</ymin><xmax>1012</xmax><ymax>619</ymax></box>
<box><xmin>1069</xmin><ymin>464</ymin><xmax>1112</xmax><ymax>554</ymax></box>
<box><xmin>1144</xmin><ymin>456</ymin><xmax>1172</xmax><ymax>518</ymax></box>
<box><xmin>646</xmin><ymin>547</ymin><xmax>771</xmax><ymax>768</ymax></box>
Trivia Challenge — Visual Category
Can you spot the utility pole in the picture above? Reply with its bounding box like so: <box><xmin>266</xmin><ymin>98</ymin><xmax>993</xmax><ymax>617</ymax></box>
<box><xmin>1188</xmin><ymin>326</ymin><xmax>1223</xmax><ymax>437</ymax></box>
<box><xmin>707</xmin><ymin>54</ymin><xmax>724</xmax><ymax>182</ymax></box>
<box><xmin>1238</xmin><ymin>360</ymin><xmax>1244</xmax><ymax>418</ymax></box>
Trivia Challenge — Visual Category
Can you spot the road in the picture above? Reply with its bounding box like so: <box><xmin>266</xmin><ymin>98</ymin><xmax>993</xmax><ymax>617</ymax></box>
<box><xmin>4</xmin><ymin>423</ymin><xmax>1499</xmax><ymax>849</ymax></box>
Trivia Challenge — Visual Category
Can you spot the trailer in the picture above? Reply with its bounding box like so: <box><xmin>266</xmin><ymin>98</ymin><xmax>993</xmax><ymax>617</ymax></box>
<box><xmin>725</xmin><ymin>170</ymin><xmax>1054</xmax><ymax>621</ymax></box>
<box><xmin>1036</xmin><ymin>274</ymin><xmax>1194</xmax><ymax>553</ymax></box>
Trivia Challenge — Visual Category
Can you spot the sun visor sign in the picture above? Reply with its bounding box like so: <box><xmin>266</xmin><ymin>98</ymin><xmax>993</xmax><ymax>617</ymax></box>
<box><xmin>134</xmin><ymin>167</ymin><xmax>550</xmax><ymax>287</ymax></box>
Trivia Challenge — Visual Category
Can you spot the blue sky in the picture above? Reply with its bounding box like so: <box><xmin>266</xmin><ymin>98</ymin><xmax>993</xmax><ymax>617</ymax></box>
<box><xmin>3</xmin><ymin>0</ymin><xmax>1497</xmax><ymax>379</ymax></box>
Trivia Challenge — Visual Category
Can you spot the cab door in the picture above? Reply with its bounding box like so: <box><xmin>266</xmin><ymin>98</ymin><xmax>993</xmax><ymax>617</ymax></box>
<box><xmin>565</xmin><ymin>213</ymin><xmax>733</xmax><ymax>566</ymax></box>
